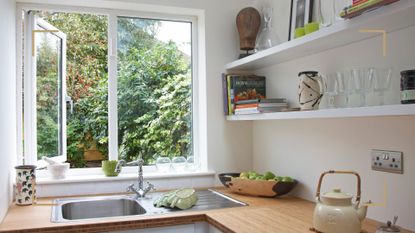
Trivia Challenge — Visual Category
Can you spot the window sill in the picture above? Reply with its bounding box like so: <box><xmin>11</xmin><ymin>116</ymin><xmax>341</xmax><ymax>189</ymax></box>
<box><xmin>37</xmin><ymin>170</ymin><xmax>216</xmax><ymax>185</ymax></box>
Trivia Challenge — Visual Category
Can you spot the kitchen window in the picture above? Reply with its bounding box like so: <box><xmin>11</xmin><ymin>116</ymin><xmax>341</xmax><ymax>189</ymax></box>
<box><xmin>17</xmin><ymin>5</ymin><xmax>201</xmax><ymax>175</ymax></box>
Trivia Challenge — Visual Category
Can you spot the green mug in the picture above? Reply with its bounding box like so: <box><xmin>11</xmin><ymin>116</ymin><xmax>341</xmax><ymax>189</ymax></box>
<box><xmin>102</xmin><ymin>160</ymin><xmax>119</xmax><ymax>176</ymax></box>
<box><xmin>305</xmin><ymin>22</ymin><xmax>319</xmax><ymax>34</ymax></box>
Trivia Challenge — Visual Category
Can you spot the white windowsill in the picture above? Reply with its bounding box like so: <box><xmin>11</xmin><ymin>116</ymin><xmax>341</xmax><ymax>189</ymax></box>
<box><xmin>37</xmin><ymin>170</ymin><xmax>216</xmax><ymax>185</ymax></box>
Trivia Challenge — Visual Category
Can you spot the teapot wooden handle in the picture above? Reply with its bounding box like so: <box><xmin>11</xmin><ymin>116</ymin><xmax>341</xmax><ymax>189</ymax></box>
<box><xmin>315</xmin><ymin>170</ymin><xmax>361</xmax><ymax>205</ymax></box>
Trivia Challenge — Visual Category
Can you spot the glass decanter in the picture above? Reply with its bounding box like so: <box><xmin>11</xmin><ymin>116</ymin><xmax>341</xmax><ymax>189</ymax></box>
<box><xmin>255</xmin><ymin>8</ymin><xmax>280</xmax><ymax>51</ymax></box>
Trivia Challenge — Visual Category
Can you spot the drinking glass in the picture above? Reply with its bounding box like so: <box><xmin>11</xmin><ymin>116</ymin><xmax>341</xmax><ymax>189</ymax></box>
<box><xmin>186</xmin><ymin>156</ymin><xmax>196</xmax><ymax>171</ymax></box>
<box><xmin>155</xmin><ymin>156</ymin><xmax>171</xmax><ymax>173</ymax></box>
<box><xmin>347</xmin><ymin>68</ymin><xmax>368</xmax><ymax>107</ymax></box>
<box><xmin>172</xmin><ymin>156</ymin><xmax>187</xmax><ymax>172</ymax></box>
<box><xmin>373</xmin><ymin>68</ymin><xmax>394</xmax><ymax>105</ymax></box>
<box><xmin>334</xmin><ymin>71</ymin><xmax>348</xmax><ymax>108</ymax></box>
<box><xmin>364</xmin><ymin>68</ymin><xmax>380</xmax><ymax>106</ymax></box>
<box><xmin>322</xmin><ymin>73</ymin><xmax>338</xmax><ymax>108</ymax></box>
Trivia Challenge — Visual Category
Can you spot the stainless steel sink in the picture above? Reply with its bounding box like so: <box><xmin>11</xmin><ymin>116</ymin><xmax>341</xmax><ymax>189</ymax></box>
<box><xmin>51</xmin><ymin>189</ymin><xmax>246</xmax><ymax>222</ymax></box>
<box><xmin>61</xmin><ymin>197</ymin><xmax>146</xmax><ymax>220</ymax></box>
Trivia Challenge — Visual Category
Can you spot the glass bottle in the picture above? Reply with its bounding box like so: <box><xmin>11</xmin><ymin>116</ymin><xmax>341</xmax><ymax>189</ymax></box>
<box><xmin>255</xmin><ymin>8</ymin><xmax>280</xmax><ymax>51</ymax></box>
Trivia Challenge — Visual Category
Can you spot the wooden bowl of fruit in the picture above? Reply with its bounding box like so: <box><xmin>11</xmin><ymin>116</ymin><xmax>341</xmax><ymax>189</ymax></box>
<box><xmin>221</xmin><ymin>171</ymin><xmax>297</xmax><ymax>197</ymax></box>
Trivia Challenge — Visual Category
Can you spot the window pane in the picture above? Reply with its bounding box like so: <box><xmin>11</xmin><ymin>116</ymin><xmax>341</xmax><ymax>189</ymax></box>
<box><xmin>36</xmin><ymin>27</ymin><xmax>62</xmax><ymax>159</ymax></box>
<box><xmin>117</xmin><ymin>17</ymin><xmax>193</xmax><ymax>165</ymax></box>
<box><xmin>36</xmin><ymin>12</ymin><xmax>109</xmax><ymax>167</ymax></box>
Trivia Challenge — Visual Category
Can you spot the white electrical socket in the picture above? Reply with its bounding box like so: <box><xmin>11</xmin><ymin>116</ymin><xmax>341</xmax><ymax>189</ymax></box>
<box><xmin>371</xmin><ymin>149</ymin><xmax>403</xmax><ymax>174</ymax></box>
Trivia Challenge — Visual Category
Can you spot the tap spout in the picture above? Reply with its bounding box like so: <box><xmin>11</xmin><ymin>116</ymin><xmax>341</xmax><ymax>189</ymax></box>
<box><xmin>114</xmin><ymin>160</ymin><xmax>126</xmax><ymax>173</ymax></box>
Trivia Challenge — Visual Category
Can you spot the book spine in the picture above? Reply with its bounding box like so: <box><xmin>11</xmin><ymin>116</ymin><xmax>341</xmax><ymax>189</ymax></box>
<box><xmin>353</xmin><ymin>0</ymin><xmax>369</xmax><ymax>6</ymax></box>
<box><xmin>235</xmin><ymin>103</ymin><xmax>259</xmax><ymax>109</ymax></box>
<box><xmin>259</xmin><ymin>98</ymin><xmax>287</xmax><ymax>103</ymax></box>
<box><xmin>234</xmin><ymin>109</ymin><xmax>260</xmax><ymax>115</ymax></box>
<box><xmin>235</xmin><ymin>99</ymin><xmax>259</xmax><ymax>105</ymax></box>
<box><xmin>258</xmin><ymin>103</ymin><xmax>288</xmax><ymax>107</ymax></box>
<box><xmin>227</xmin><ymin>75</ymin><xmax>235</xmax><ymax>115</ymax></box>
<box><xmin>222</xmin><ymin>73</ymin><xmax>229</xmax><ymax>115</ymax></box>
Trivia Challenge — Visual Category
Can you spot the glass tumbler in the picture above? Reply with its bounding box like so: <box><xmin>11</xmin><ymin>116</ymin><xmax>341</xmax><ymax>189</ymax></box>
<box><xmin>364</xmin><ymin>68</ymin><xmax>379</xmax><ymax>106</ymax></box>
<box><xmin>347</xmin><ymin>68</ymin><xmax>368</xmax><ymax>107</ymax></box>
<box><xmin>334</xmin><ymin>71</ymin><xmax>348</xmax><ymax>108</ymax></box>
<box><xmin>155</xmin><ymin>156</ymin><xmax>171</xmax><ymax>173</ymax></box>
<box><xmin>172</xmin><ymin>156</ymin><xmax>187</xmax><ymax>172</ymax></box>
<box><xmin>322</xmin><ymin>73</ymin><xmax>338</xmax><ymax>108</ymax></box>
<box><xmin>373</xmin><ymin>68</ymin><xmax>394</xmax><ymax>105</ymax></box>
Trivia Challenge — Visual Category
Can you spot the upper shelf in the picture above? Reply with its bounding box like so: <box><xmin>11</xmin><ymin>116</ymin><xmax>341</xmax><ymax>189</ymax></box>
<box><xmin>226</xmin><ymin>104</ymin><xmax>415</xmax><ymax>121</ymax></box>
<box><xmin>225</xmin><ymin>0</ymin><xmax>415</xmax><ymax>71</ymax></box>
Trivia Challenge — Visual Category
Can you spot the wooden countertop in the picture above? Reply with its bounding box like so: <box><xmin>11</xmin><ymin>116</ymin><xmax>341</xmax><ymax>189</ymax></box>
<box><xmin>0</xmin><ymin>188</ymin><xmax>413</xmax><ymax>233</ymax></box>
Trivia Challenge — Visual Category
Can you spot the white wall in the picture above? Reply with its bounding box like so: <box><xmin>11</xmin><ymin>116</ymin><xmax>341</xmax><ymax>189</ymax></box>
<box><xmin>252</xmin><ymin>25</ymin><xmax>415</xmax><ymax>230</ymax></box>
<box><xmin>0</xmin><ymin>0</ymin><xmax>16</xmax><ymax>223</ymax></box>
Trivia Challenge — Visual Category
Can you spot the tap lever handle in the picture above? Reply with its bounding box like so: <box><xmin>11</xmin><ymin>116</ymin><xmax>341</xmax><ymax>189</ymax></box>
<box><xmin>127</xmin><ymin>184</ymin><xmax>136</xmax><ymax>192</ymax></box>
<box><xmin>145</xmin><ymin>182</ymin><xmax>155</xmax><ymax>193</ymax></box>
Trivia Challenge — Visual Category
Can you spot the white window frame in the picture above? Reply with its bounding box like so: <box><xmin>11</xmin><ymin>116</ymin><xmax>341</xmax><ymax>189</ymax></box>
<box><xmin>22</xmin><ymin>12</ymin><xmax>67</xmax><ymax>166</ymax></box>
<box><xmin>16</xmin><ymin>2</ymin><xmax>207</xmax><ymax>177</ymax></box>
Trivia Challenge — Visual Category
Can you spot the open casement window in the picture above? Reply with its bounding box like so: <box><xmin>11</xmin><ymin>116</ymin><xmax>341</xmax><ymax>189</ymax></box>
<box><xmin>24</xmin><ymin>12</ymin><xmax>67</xmax><ymax>166</ymax></box>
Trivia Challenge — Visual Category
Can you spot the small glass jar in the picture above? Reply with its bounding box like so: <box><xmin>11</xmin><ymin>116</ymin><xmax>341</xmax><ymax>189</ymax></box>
<box><xmin>172</xmin><ymin>156</ymin><xmax>187</xmax><ymax>172</ymax></box>
<box><xmin>401</xmin><ymin>70</ymin><xmax>415</xmax><ymax>104</ymax></box>
<box><xmin>155</xmin><ymin>156</ymin><xmax>171</xmax><ymax>173</ymax></box>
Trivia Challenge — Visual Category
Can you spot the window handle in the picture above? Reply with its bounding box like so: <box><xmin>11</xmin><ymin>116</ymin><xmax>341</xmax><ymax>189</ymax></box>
<box><xmin>66</xmin><ymin>96</ymin><xmax>73</xmax><ymax>114</ymax></box>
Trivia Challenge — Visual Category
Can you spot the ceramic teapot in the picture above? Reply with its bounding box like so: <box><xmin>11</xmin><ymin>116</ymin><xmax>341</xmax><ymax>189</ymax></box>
<box><xmin>313</xmin><ymin>170</ymin><xmax>369</xmax><ymax>233</ymax></box>
<box><xmin>298</xmin><ymin>71</ymin><xmax>324</xmax><ymax>110</ymax></box>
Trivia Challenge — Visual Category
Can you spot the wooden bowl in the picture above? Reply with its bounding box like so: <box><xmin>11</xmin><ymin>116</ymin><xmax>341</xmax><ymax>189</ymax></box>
<box><xmin>227</xmin><ymin>177</ymin><xmax>297</xmax><ymax>197</ymax></box>
<box><xmin>218</xmin><ymin>173</ymin><xmax>240</xmax><ymax>188</ymax></box>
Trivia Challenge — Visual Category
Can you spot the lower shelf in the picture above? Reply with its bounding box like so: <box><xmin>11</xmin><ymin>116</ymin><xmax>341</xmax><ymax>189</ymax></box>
<box><xmin>226</xmin><ymin>104</ymin><xmax>415</xmax><ymax>121</ymax></box>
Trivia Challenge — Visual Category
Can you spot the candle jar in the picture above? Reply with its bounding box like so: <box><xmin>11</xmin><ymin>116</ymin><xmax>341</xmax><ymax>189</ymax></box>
<box><xmin>401</xmin><ymin>70</ymin><xmax>415</xmax><ymax>104</ymax></box>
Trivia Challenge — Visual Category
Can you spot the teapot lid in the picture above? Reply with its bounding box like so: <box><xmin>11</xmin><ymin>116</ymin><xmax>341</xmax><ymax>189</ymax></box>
<box><xmin>323</xmin><ymin>188</ymin><xmax>352</xmax><ymax>199</ymax></box>
<box><xmin>298</xmin><ymin>71</ymin><xmax>318</xmax><ymax>76</ymax></box>
<box><xmin>321</xmin><ymin>188</ymin><xmax>353</xmax><ymax>205</ymax></box>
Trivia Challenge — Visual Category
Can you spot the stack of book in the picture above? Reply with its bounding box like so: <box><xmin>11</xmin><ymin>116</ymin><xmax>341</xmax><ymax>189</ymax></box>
<box><xmin>222</xmin><ymin>73</ymin><xmax>289</xmax><ymax>115</ymax></box>
<box><xmin>235</xmin><ymin>98</ymin><xmax>288</xmax><ymax>115</ymax></box>
<box><xmin>222</xmin><ymin>73</ymin><xmax>266</xmax><ymax>115</ymax></box>
<box><xmin>340</xmin><ymin>0</ymin><xmax>399</xmax><ymax>19</ymax></box>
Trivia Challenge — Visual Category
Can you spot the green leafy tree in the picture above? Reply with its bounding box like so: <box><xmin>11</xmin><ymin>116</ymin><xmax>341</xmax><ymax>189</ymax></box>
<box><xmin>117</xmin><ymin>41</ymin><xmax>192</xmax><ymax>163</ymax></box>
<box><xmin>39</xmin><ymin>12</ymin><xmax>109</xmax><ymax>166</ymax></box>
<box><xmin>36</xmin><ymin>13</ymin><xmax>192</xmax><ymax>167</ymax></box>
<box><xmin>36</xmin><ymin>33</ymin><xmax>60</xmax><ymax>158</ymax></box>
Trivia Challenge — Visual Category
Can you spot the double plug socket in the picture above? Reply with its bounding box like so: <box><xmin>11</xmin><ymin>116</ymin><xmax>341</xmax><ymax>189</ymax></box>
<box><xmin>371</xmin><ymin>149</ymin><xmax>403</xmax><ymax>174</ymax></box>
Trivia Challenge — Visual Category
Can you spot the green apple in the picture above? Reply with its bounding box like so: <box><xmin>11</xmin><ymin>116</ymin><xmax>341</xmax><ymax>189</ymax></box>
<box><xmin>281</xmin><ymin>176</ymin><xmax>294</xmax><ymax>182</ymax></box>
<box><xmin>240</xmin><ymin>172</ymin><xmax>249</xmax><ymax>178</ymax></box>
<box><xmin>264</xmin><ymin>171</ymin><xmax>276</xmax><ymax>180</ymax></box>
<box><xmin>256</xmin><ymin>176</ymin><xmax>266</xmax><ymax>180</ymax></box>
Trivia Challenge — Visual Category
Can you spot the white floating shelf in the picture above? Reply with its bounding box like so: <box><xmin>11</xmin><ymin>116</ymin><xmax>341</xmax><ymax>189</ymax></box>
<box><xmin>225</xmin><ymin>0</ymin><xmax>415</xmax><ymax>71</ymax></box>
<box><xmin>226</xmin><ymin>104</ymin><xmax>415</xmax><ymax>121</ymax></box>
